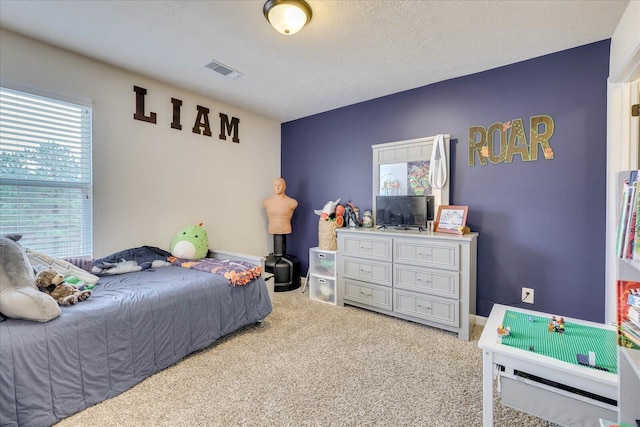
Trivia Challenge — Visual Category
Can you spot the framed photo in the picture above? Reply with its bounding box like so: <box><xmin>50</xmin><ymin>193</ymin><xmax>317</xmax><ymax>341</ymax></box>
<box><xmin>435</xmin><ymin>205</ymin><xmax>469</xmax><ymax>234</ymax></box>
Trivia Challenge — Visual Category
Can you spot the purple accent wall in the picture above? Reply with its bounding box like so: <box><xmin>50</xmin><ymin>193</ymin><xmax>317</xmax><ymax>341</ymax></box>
<box><xmin>281</xmin><ymin>40</ymin><xmax>610</xmax><ymax>322</ymax></box>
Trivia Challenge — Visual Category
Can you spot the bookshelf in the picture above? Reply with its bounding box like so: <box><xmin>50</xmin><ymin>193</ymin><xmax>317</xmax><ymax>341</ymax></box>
<box><xmin>619</xmin><ymin>346</ymin><xmax>640</xmax><ymax>424</ymax></box>
<box><xmin>615</xmin><ymin>170</ymin><xmax>640</xmax><ymax>425</ymax></box>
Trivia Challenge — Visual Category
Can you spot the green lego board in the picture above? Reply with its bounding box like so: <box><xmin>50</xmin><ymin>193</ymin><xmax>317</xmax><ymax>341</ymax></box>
<box><xmin>500</xmin><ymin>310</ymin><xmax>618</xmax><ymax>374</ymax></box>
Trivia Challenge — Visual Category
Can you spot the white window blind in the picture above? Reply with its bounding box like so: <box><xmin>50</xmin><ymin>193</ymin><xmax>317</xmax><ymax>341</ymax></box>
<box><xmin>0</xmin><ymin>86</ymin><xmax>93</xmax><ymax>257</ymax></box>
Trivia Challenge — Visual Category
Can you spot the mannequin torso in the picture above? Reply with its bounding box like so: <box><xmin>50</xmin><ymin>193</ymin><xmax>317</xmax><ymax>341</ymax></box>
<box><xmin>263</xmin><ymin>178</ymin><xmax>298</xmax><ymax>234</ymax></box>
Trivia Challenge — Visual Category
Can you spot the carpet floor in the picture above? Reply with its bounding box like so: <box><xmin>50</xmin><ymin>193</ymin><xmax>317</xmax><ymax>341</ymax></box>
<box><xmin>56</xmin><ymin>288</ymin><xmax>556</xmax><ymax>426</ymax></box>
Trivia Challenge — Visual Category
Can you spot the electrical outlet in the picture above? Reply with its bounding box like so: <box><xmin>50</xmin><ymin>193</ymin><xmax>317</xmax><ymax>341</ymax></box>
<box><xmin>522</xmin><ymin>287</ymin><xmax>534</xmax><ymax>304</ymax></box>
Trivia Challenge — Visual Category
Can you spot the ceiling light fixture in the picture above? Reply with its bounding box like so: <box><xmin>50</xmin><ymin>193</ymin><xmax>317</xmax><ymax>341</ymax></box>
<box><xmin>263</xmin><ymin>0</ymin><xmax>312</xmax><ymax>35</ymax></box>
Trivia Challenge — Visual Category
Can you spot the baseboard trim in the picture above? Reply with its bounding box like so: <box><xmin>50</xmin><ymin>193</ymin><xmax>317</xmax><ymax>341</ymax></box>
<box><xmin>474</xmin><ymin>315</ymin><xmax>487</xmax><ymax>326</ymax></box>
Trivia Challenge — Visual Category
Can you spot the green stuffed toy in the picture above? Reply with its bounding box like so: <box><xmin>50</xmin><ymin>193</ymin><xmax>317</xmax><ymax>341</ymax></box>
<box><xmin>170</xmin><ymin>222</ymin><xmax>209</xmax><ymax>260</ymax></box>
<box><xmin>64</xmin><ymin>275</ymin><xmax>94</xmax><ymax>290</ymax></box>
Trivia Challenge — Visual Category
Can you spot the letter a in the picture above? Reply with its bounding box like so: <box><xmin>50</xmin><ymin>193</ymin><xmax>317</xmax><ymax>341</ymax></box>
<box><xmin>192</xmin><ymin>105</ymin><xmax>212</xmax><ymax>136</ymax></box>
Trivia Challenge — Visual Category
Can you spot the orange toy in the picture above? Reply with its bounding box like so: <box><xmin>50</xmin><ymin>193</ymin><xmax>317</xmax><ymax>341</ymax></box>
<box><xmin>335</xmin><ymin>205</ymin><xmax>345</xmax><ymax>227</ymax></box>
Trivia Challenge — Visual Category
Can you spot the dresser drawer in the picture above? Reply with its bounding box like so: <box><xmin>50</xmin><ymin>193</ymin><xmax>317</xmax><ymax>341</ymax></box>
<box><xmin>343</xmin><ymin>257</ymin><xmax>392</xmax><ymax>287</ymax></box>
<box><xmin>393</xmin><ymin>289</ymin><xmax>459</xmax><ymax>327</ymax></box>
<box><xmin>341</xmin><ymin>235</ymin><xmax>392</xmax><ymax>262</ymax></box>
<box><xmin>394</xmin><ymin>265</ymin><xmax>459</xmax><ymax>298</ymax></box>
<box><xmin>394</xmin><ymin>239</ymin><xmax>459</xmax><ymax>271</ymax></box>
<box><xmin>344</xmin><ymin>279</ymin><xmax>392</xmax><ymax>311</ymax></box>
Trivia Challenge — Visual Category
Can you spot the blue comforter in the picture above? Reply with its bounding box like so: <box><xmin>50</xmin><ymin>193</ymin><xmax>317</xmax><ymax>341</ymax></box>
<box><xmin>0</xmin><ymin>266</ymin><xmax>272</xmax><ymax>426</ymax></box>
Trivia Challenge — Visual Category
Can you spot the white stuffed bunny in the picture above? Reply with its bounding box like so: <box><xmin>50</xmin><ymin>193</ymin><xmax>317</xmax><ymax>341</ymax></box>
<box><xmin>0</xmin><ymin>234</ymin><xmax>60</xmax><ymax>322</ymax></box>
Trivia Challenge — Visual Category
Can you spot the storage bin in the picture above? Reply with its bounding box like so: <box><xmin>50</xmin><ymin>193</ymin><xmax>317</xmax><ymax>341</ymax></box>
<box><xmin>309</xmin><ymin>275</ymin><xmax>336</xmax><ymax>305</ymax></box>
<box><xmin>309</xmin><ymin>247</ymin><xmax>336</xmax><ymax>277</ymax></box>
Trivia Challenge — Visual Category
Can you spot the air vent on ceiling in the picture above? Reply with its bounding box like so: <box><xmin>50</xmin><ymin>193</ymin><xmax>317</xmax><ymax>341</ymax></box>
<box><xmin>203</xmin><ymin>59</ymin><xmax>243</xmax><ymax>80</ymax></box>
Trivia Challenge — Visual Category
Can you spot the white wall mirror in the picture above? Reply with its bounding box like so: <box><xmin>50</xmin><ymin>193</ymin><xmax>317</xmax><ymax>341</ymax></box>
<box><xmin>372</xmin><ymin>135</ymin><xmax>451</xmax><ymax>226</ymax></box>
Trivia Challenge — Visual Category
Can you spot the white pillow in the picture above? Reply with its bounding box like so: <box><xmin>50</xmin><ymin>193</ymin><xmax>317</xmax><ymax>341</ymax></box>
<box><xmin>26</xmin><ymin>250</ymin><xmax>100</xmax><ymax>284</ymax></box>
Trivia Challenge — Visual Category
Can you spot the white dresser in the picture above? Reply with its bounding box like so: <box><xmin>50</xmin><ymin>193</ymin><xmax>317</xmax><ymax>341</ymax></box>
<box><xmin>336</xmin><ymin>228</ymin><xmax>478</xmax><ymax>340</ymax></box>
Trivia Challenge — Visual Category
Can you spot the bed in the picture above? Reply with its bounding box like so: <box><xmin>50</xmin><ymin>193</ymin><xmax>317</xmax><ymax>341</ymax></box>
<box><xmin>0</xmin><ymin>250</ymin><xmax>272</xmax><ymax>427</ymax></box>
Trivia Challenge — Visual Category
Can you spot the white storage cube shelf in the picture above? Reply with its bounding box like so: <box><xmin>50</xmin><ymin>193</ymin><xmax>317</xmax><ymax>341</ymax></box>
<box><xmin>308</xmin><ymin>247</ymin><xmax>337</xmax><ymax>305</ymax></box>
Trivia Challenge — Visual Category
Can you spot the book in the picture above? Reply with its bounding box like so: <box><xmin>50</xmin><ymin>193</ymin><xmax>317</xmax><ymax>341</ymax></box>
<box><xmin>625</xmin><ymin>180</ymin><xmax>639</xmax><ymax>259</ymax></box>
<box><xmin>617</xmin><ymin>280</ymin><xmax>640</xmax><ymax>349</ymax></box>
<box><xmin>628</xmin><ymin>305</ymin><xmax>640</xmax><ymax>324</ymax></box>
<box><xmin>620</xmin><ymin>323</ymin><xmax>640</xmax><ymax>349</ymax></box>
<box><xmin>618</xmin><ymin>170</ymin><xmax>640</xmax><ymax>259</ymax></box>
<box><xmin>621</xmin><ymin>322</ymin><xmax>640</xmax><ymax>348</ymax></box>
<box><xmin>622</xmin><ymin>321</ymin><xmax>640</xmax><ymax>340</ymax></box>
<box><xmin>618</xmin><ymin>181</ymin><xmax>632</xmax><ymax>258</ymax></box>
<box><xmin>631</xmin><ymin>186</ymin><xmax>640</xmax><ymax>262</ymax></box>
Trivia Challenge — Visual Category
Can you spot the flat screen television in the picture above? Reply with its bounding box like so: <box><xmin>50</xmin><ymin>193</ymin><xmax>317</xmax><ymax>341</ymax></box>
<box><xmin>375</xmin><ymin>195</ymin><xmax>434</xmax><ymax>229</ymax></box>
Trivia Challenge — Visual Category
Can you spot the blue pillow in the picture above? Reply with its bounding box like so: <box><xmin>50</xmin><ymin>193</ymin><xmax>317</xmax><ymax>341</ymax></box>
<box><xmin>93</xmin><ymin>246</ymin><xmax>171</xmax><ymax>272</ymax></box>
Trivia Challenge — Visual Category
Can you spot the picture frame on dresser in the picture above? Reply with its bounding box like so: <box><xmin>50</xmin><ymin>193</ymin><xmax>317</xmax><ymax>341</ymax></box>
<box><xmin>435</xmin><ymin>205</ymin><xmax>468</xmax><ymax>234</ymax></box>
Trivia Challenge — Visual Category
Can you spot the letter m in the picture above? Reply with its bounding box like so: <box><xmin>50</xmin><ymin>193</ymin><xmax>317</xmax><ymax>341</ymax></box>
<box><xmin>219</xmin><ymin>113</ymin><xmax>240</xmax><ymax>143</ymax></box>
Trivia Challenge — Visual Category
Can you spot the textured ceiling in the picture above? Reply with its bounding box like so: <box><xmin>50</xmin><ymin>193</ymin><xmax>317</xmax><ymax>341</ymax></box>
<box><xmin>0</xmin><ymin>0</ymin><xmax>630</xmax><ymax>123</ymax></box>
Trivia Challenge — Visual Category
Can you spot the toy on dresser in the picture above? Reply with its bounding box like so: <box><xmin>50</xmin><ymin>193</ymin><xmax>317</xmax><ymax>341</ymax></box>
<box><xmin>314</xmin><ymin>198</ymin><xmax>340</xmax><ymax>221</ymax></box>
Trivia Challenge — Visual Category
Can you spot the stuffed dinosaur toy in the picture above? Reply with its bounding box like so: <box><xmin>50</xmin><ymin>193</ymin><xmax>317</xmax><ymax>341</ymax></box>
<box><xmin>0</xmin><ymin>234</ymin><xmax>61</xmax><ymax>322</ymax></box>
<box><xmin>35</xmin><ymin>268</ymin><xmax>92</xmax><ymax>306</ymax></box>
<box><xmin>170</xmin><ymin>222</ymin><xmax>209</xmax><ymax>260</ymax></box>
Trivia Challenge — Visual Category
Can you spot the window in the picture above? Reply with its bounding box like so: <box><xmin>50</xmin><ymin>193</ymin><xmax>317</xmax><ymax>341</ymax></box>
<box><xmin>0</xmin><ymin>85</ymin><xmax>93</xmax><ymax>257</ymax></box>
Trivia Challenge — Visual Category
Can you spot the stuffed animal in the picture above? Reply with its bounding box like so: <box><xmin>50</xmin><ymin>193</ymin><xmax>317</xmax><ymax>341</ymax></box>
<box><xmin>35</xmin><ymin>268</ymin><xmax>92</xmax><ymax>306</ymax></box>
<box><xmin>314</xmin><ymin>198</ymin><xmax>340</xmax><ymax>221</ymax></box>
<box><xmin>170</xmin><ymin>222</ymin><xmax>209</xmax><ymax>260</ymax></box>
<box><xmin>344</xmin><ymin>203</ymin><xmax>362</xmax><ymax>228</ymax></box>
<box><xmin>0</xmin><ymin>234</ymin><xmax>61</xmax><ymax>322</ymax></box>
<box><xmin>334</xmin><ymin>205</ymin><xmax>345</xmax><ymax>227</ymax></box>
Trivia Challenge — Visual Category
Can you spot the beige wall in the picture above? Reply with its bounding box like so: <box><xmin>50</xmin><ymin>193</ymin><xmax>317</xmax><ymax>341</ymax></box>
<box><xmin>0</xmin><ymin>29</ymin><xmax>281</xmax><ymax>258</ymax></box>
